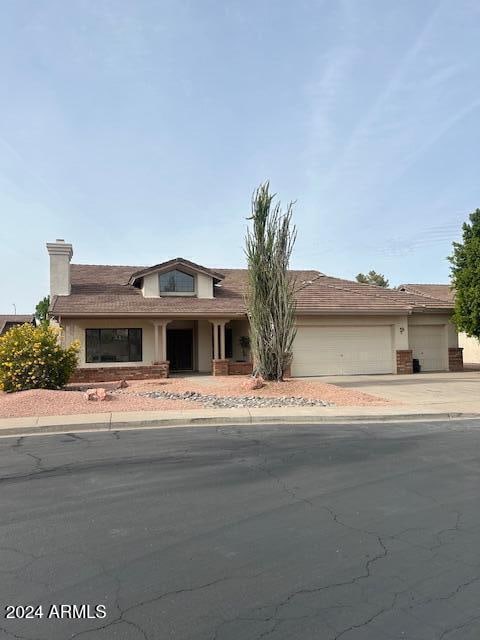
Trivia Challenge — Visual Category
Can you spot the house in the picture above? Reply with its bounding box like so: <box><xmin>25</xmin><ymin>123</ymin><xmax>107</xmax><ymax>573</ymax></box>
<box><xmin>46</xmin><ymin>239</ymin><xmax>462</xmax><ymax>382</ymax></box>
<box><xmin>0</xmin><ymin>315</ymin><xmax>35</xmax><ymax>336</ymax></box>
<box><xmin>399</xmin><ymin>283</ymin><xmax>480</xmax><ymax>365</ymax></box>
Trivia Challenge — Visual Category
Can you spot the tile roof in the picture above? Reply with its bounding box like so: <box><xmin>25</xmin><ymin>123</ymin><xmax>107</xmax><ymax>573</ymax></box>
<box><xmin>0</xmin><ymin>315</ymin><xmax>34</xmax><ymax>334</ymax></box>
<box><xmin>398</xmin><ymin>283</ymin><xmax>455</xmax><ymax>303</ymax></box>
<box><xmin>49</xmin><ymin>264</ymin><xmax>454</xmax><ymax>317</ymax></box>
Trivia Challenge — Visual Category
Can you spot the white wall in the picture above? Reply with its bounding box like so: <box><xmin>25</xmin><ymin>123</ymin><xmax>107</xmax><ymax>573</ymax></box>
<box><xmin>459</xmin><ymin>332</ymin><xmax>480</xmax><ymax>363</ymax></box>
<box><xmin>407</xmin><ymin>313</ymin><xmax>458</xmax><ymax>348</ymax></box>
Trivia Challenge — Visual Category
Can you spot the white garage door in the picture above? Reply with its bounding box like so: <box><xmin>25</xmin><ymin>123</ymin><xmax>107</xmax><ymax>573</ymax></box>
<box><xmin>292</xmin><ymin>325</ymin><xmax>394</xmax><ymax>376</ymax></box>
<box><xmin>409</xmin><ymin>325</ymin><xmax>446</xmax><ymax>371</ymax></box>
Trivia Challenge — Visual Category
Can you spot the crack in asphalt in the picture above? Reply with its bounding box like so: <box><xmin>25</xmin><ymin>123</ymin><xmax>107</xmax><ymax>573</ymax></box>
<box><xmin>2</xmin><ymin>425</ymin><xmax>478</xmax><ymax>640</ymax></box>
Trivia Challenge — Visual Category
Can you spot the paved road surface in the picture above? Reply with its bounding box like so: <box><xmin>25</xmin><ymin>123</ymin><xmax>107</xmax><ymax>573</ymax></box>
<box><xmin>1</xmin><ymin>421</ymin><xmax>480</xmax><ymax>639</ymax></box>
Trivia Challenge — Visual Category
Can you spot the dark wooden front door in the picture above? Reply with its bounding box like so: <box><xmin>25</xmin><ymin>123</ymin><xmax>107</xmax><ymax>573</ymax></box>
<box><xmin>167</xmin><ymin>329</ymin><xmax>193</xmax><ymax>371</ymax></box>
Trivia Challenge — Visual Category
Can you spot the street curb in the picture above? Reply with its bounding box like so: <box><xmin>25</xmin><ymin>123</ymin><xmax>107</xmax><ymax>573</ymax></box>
<box><xmin>0</xmin><ymin>411</ymin><xmax>479</xmax><ymax>438</ymax></box>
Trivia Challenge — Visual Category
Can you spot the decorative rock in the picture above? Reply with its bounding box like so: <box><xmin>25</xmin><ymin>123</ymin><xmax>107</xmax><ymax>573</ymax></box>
<box><xmin>85</xmin><ymin>387</ymin><xmax>110</xmax><ymax>401</ymax></box>
<box><xmin>133</xmin><ymin>389</ymin><xmax>331</xmax><ymax>408</ymax></box>
<box><xmin>97</xmin><ymin>388</ymin><xmax>108</xmax><ymax>401</ymax></box>
<box><xmin>243</xmin><ymin>376</ymin><xmax>264</xmax><ymax>391</ymax></box>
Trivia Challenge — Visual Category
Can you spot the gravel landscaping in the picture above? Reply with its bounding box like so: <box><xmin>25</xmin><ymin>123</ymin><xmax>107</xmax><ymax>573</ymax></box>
<box><xmin>132</xmin><ymin>389</ymin><xmax>331</xmax><ymax>408</ymax></box>
<box><xmin>0</xmin><ymin>375</ymin><xmax>387</xmax><ymax>419</ymax></box>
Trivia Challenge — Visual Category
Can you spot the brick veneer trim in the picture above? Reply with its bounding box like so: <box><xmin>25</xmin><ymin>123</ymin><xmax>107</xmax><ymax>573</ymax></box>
<box><xmin>228</xmin><ymin>361</ymin><xmax>253</xmax><ymax>375</ymax></box>
<box><xmin>212</xmin><ymin>359</ymin><xmax>229</xmax><ymax>376</ymax></box>
<box><xmin>396</xmin><ymin>349</ymin><xmax>413</xmax><ymax>375</ymax></box>
<box><xmin>70</xmin><ymin>362</ymin><xmax>170</xmax><ymax>383</ymax></box>
<box><xmin>448</xmin><ymin>347</ymin><xmax>464</xmax><ymax>372</ymax></box>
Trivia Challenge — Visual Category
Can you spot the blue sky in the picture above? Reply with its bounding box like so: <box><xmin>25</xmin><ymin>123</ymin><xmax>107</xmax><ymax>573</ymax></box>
<box><xmin>1</xmin><ymin>0</ymin><xmax>480</xmax><ymax>312</ymax></box>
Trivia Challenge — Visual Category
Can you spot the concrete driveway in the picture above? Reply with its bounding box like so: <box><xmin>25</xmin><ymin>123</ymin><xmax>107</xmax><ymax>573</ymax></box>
<box><xmin>312</xmin><ymin>371</ymin><xmax>480</xmax><ymax>413</ymax></box>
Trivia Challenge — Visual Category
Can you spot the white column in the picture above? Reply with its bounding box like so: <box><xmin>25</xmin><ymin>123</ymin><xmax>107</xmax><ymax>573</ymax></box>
<box><xmin>152</xmin><ymin>320</ymin><xmax>171</xmax><ymax>363</ymax></box>
<box><xmin>154</xmin><ymin>323</ymin><xmax>160</xmax><ymax>363</ymax></box>
<box><xmin>219</xmin><ymin>321</ymin><xmax>226</xmax><ymax>360</ymax></box>
<box><xmin>161</xmin><ymin>322</ymin><xmax>168</xmax><ymax>361</ymax></box>
<box><xmin>213</xmin><ymin>322</ymin><xmax>219</xmax><ymax>359</ymax></box>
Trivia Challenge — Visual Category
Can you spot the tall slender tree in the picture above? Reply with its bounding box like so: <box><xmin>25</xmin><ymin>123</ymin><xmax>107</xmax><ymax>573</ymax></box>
<box><xmin>245</xmin><ymin>182</ymin><xmax>297</xmax><ymax>381</ymax></box>
<box><xmin>449</xmin><ymin>208</ymin><xmax>480</xmax><ymax>338</ymax></box>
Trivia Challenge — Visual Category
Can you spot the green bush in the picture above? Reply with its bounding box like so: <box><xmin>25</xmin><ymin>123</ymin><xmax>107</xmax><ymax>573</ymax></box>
<box><xmin>0</xmin><ymin>323</ymin><xmax>79</xmax><ymax>392</ymax></box>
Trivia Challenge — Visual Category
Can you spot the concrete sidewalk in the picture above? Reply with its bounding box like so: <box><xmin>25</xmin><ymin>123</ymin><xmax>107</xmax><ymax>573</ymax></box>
<box><xmin>0</xmin><ymin>402</ymin><xmax>478</xmax><ymax>437</ymax></box>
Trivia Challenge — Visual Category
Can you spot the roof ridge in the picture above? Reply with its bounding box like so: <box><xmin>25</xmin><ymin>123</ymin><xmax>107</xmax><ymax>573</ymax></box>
<box><xmin>397</xmin><ymin>284</ymin><xmax>454</xmax><ymax>303</ymax></box>
<box><xmin>320</xmin><ymin>277</ymin><xmax>411</xmax><ymax>308</ymax></box>
<box><xmin>293</xmin><ymin>271</ymin><xmax>325</xmax><ymax>293</ymax></box>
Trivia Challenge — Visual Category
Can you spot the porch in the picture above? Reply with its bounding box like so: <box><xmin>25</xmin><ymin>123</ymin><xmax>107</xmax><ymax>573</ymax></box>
<box><xmin>151</xmin><ymin>317</ymin><xmax>252</xmax><ymax>377</ymax></box>
<box><xmin>69</xmin><ymin>316</ymin><xmax>252</xmax><ymax>383</ymax></box>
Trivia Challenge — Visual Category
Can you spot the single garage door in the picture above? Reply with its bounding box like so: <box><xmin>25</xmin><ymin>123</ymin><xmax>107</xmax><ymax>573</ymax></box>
<box><xmin>291</xmin><ymin>325</ymin><xmax>394</xmax><ymax>376</ymax></box>
<box><xmin>409</xmin><ymin>325</ymin><xmax>446</xmax><ymax>371</ymax></box>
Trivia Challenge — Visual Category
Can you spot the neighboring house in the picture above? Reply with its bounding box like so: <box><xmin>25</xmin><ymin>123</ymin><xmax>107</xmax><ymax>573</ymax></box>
<box><xmin>0</xmin><ymin>315</ymin><xmax>34</xmax><ymax>336</ymax></box>
<box><xmin>47</xmin><ymin>239</ymin><xmax>462</xmax><ymax>382</ymax></box>
<box><xmin>399</xmin><ymin>283</ymin><xmax>480</xmax><ymax>365</ymax></box>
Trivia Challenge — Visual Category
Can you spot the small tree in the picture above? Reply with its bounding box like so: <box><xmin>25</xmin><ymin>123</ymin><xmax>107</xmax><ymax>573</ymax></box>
<box><xmin>0</xmin><ymin>323</ymin><xmax>79</xmax><ymax>392</ymax></box>
<box><xmin>356</xmin><ymin>270</ymin><xmax>389</xmax><ymax>287</ymax></box>
<box><xmin>35</xmin><ymin>295</ymin><xmax>50</xmax><ymax>326</ymax></box>
<box><xmin>449</xmin><ymin>208</ymin><xmax>480</xmax><ymax>338</ymax></box>
<box><xmin>245</xmin><ymin>182</ymin><xmax>297</xmax><ymax>381</ymax></box>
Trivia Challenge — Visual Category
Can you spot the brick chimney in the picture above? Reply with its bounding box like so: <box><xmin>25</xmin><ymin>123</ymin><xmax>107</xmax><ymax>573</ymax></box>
<box><xmin>46</xmin><ymin>239</ymin><xmax>73</xmax><ymax>296</ymax></box>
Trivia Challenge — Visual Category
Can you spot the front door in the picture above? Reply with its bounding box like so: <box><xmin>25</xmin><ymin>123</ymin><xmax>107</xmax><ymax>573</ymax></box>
<box><xmin>167</xmin><ymin>329</ymin><xmax>193</xmax><ymax>371</ymax></box>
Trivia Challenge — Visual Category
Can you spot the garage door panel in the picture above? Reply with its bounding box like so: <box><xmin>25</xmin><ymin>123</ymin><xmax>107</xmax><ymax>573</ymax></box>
<box><xmin>409</xmin><ymin>325</ymin><xmax>446</xmax><ymax>371</ymax></box>
<box><xmin>292</xmin><ymin>326</ymin><xmax>393</xmax><ymax>376</ymax></box>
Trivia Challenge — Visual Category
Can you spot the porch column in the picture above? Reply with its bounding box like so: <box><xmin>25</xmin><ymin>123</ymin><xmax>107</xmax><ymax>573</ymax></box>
<box><xmin>152</xmin><ymin>320</ymin><xmax>171</xmax><ymax>363</ymax></box>
<box><xmin>219</xmin><ymin>321</ymin><xmax>227</xmax><ymax>360</ymax></box>
<box><xmin>211</xmin><ymin>321</ymin><xmax>219</xmax><ymax>359</ymax></box>
<box><xmin>161</xmin><ymin>321</ymin><xmax>168</xmax><ymax>361</ymax></box>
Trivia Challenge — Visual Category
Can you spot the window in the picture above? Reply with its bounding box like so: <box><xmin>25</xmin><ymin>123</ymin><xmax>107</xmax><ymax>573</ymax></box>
<box><xmin>86</xmin><ymin>328</ymin><xmax>142</xmax><ymax>363</ymax></box>
<box><xmin>159</xmin><ymin>269</ymin><xmax>195</xmax><ymax>293</ymax></box>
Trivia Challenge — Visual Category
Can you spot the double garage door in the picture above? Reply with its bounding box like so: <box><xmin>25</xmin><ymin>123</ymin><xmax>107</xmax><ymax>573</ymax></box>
<box><xmin>292</xmin><ymin>325</ymin><xmax>394</xmax><ymax>376</ymax></box>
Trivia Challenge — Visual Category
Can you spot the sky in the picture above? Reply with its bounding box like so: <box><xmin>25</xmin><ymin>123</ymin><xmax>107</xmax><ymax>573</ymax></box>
<box><xmin>1</xmin><ymin>0</ymin><xmax>480</xmax><ymax>312</ymax></box>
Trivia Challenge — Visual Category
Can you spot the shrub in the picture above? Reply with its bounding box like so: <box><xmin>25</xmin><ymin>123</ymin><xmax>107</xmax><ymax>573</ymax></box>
<box><xmin>0</xmin><ymin>323</ymin><xmax>79</xmax><ymax>392</ymax></box>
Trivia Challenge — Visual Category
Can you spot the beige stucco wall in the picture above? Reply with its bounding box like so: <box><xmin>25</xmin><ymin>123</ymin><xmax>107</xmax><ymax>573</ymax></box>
<box><xmin>459</xmin><ymin>332</ymin><xmax>480</xmax><ymax>363</ymax></box>
<box><xmin>64</xmin><ymin>317</ymin><xmax>216</xmax><ymax>372</ymax></box>
<box><xmin>229</xmin><ymin>318</ymin><xmax>251</xmax><ymax>361</ymax></box>
<box><xmin>140</xmin><ymin>270</ymin><xmax>214</xmax><ymax>299</ymax></box>
<box><xmin>197</xmin><ymin>319</ymin><xmax>213</xmax><ymax>372</ymax></box>
<box><xmin>49</xmin><ymin>252</ymin><xmax>71</xmax><ymax>297</ymax></box>
<box><xmin>197</xmin><ymin>273</ymin><xmax>214</xmax><ymax>298</ymax></box>
<box><xmin>142</xmin><ymin>273</ymin><xmax>158</xmax><ymax>297</ymax></box>
<box><xmin>407</xmin><ymin>313</ymin><xmax>458</xmax><ymax>348</ymax></box>
<box><xmin>63</xmin><ymin>318</ymin><xmax>156</xmax><ymax>368</ymax></box>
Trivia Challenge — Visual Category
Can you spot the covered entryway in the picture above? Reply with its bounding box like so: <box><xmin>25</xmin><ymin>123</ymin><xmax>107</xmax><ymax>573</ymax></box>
<box><xmin>167</xmin><ymin>329</ymin><xmax>193</xmax><ymax>371</ymax></box>
<box><xmin>409</xmin><ymin>325</ymin><xmax>447</xmax><ymax>371</ymax></box>
<box><xmin>292</xmin><ymin>325</ymin><xmax>394</xmax><ymax>376</ymax></box>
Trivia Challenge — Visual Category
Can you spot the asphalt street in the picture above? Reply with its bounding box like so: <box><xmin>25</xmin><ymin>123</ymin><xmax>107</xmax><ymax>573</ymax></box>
<box><xmin>1</xmin><ymin>420</ymin><xmax>480</xmax><ymax>640</ymax></box>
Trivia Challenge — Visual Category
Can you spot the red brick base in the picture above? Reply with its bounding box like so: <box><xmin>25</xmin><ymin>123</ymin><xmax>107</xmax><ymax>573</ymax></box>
<box><xmin>70</xmin><ymin>362</ymin><xmax>170</xmax><ymax>383</ymax></box>
<box><xmin>212</xmin><ymin>359</ymin><xmax>229</xmax><ymax>376</ymax></box>
<box><xmin>396</xmin><ymin>349</ymin><xmax>413</xmax><ymax>374</ymax></box>
<box><xmin>448</xmin><ymin>348</ymin><xmax>464</xmax><ymax>372</ymax></box>
<box><xmin>228</xmin><ymin>361</ymin><xmax>253</xmax><ymax>375</ymax></box>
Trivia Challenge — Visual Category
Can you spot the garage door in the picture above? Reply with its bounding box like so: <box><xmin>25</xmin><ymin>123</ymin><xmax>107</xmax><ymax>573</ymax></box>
<box><xmin>291</xmin><ymin>325</ymin><xmax>394</xmax><ymax>376</ymax></box>
<box><xmin>409</xmin><ymin>325</ymin><xmax>446</xmax><ymax>371</ymax></box>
